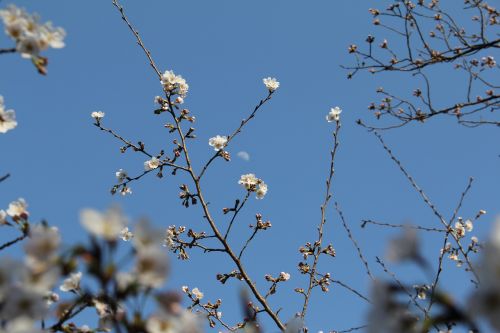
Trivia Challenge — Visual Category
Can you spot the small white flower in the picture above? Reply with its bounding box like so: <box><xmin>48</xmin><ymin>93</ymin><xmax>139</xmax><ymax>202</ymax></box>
<box><xmin>116</xmin><ymin>169</ymin><xmax>128</xmax><ymax>183</ymax></box>
<box><xmin>144</xmin><ymin>157</ymin><xmax>161</xmax><ymax>171</ymax></box>
<box><xmin>120</xmin><ymin>227</ymin><xmax>133</xmax><ymax>241</ymax></box>
<box><xmin>208</xmin><ymin>135</ymin><xmax>228</xmax><ymax>151</ymax></box>
<box><xmin>263</xmin><ymin>77</ymin><xmax>280</xmax><ymax>92</ymax></box>
<box><xmin>191</xmin><ymin>287</ymin><xmax>204</xmax><ymax>300</ymax></box>
<box><xmin>326</xmin><ymin>107</ymin><xmax>342</xmax><ymax>122</ymax></box>
<box><xmin>60</xmin><ymin>272</ymin><xmax>82</xmax><ymax>292</ymax></box>
<box><xmin>279</xmin><ymin>272</ymin><xmax>290</xmax><ymax>281</ymax></box>
<box><xmin>0</xmin><ymin>96</ymin><xmax>17</xmax><ymax>133</ymax></box>
<box><xmin>6</xmin><ymin>198</ymin><xmax>28</xmax><ymax>218</ymax></box>
<box><xmin>454</xmin><ymin>221</ymin><xmax>466</xmax><ymax>238</ymax></box>
<box><xmin>256</xmin><ymin>182</ymin><xmax>268</xmax><ymax>199</ymax></box>
<box><xmin>238</xmin><ymin>173</ymin><xmax>259</xmax><ymax>190</ymax></box>
<box><xmin>464</xmin><ymin>219</ymin><xmax>473</xmax><ymax>232</ymax></box>
<box><xmin>91</xmin><ymin>111</ymin><xmax>105</xmax><ymax>120</ymax></box>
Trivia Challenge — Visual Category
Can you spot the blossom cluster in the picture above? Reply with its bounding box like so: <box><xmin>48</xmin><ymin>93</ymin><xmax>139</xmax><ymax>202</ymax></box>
<box><xmin>0</xmin><ymin>4</ymin><xmax>65</xmax><ymax>61</ymax></box>
<box><xmin>238</xmin><ymin>173</ymin><xmax>268</xmax><ymax>199</ymax></box>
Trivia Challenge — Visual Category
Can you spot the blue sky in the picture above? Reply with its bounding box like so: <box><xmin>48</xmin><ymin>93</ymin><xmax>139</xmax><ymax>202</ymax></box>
<box><xmin>0</xmin><ymin>1</ymin><xmax>499</xmax><ymax>332</ymax></box>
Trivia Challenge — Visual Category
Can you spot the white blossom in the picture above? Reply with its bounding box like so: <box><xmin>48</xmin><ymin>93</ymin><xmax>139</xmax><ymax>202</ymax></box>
<box><xmin>0</xmin><ymin>4</ymin><xmax>65</xmax><ymax>60</ymax></box>
<box><xmin>263</xmin><ymin>77</ymin><xmax>280</xmax><ymax>92</ymax></box>
<box><xmin>464</xmin><ymin>219</ymin><xmax>473</xmax><ymax>232</ymax></box>
<box><xmin>16</xmin><ymin>33</ymin><xmax>41</xmax><ymax>58</ymax></box>
<box><xmin>191</xmin><ymin>287</ymin><xmax>204</xmax><ymax>300</ymax></box>
<box><xmin>80</xmin><ymin>206</ymin><xmax>127</xmax><ymax>241</ymax></box>
<box><xmin>0</xmin><ymin>96</ymin><xmax>17</xmax><ymax>133</ymax></box>
<box><xmin>161</xmin><ymin>70</ymin><xmax>189</xmax><ymax>97</ymax></box>
<box><xmin>91</xmin><ymin>111</ymin><xmax>105</xmax><ymax>120</ymax></box>
<box><xmin>0</xmin><ymin>317</ymin><xmax>44</xmax><ymax>333</ymax></box>
<box><xmin>256</xmin><ymin>182</ymin><xmax>268</xmax><ymax>199</ymax></box>
<box><xmin>146</xmin><ymin>311</ymin><xmax>202</xmax><ymax>333</ymax></box>
<box><xmin>238</xmin><ymin>173</ymin><xmax>259</xmax><ymax>190</ymax></box>
<box><xmin>326</xmin><ymin>107</ymin><xmax>342</xmax><ymax>122</ymax></box>
<box><xmin>6</xmin><ymin>198</ymin><xmax>28</xmax><ymax>218</ymax></box>
<box><xmin>208</xmin><ymin>135</ymin><xmax>228</xmax><ymax>151</ymax></box>
<box><xmin>135</xmin><ymin>246</ymin><xmax>169</xmax><ymax>288</ymax></box>
<box><xmin>120</xmin><ymin>227</ymin><xmax>133</xmax><ymax>241</ymax></box>
<box><xmin>59</xmin><ymin>271</ymin><xmax>82</xmax><ymax>292</ymax></box>
<box><xmin>468</xmin><ymin>216</ymin><xmax>500</xmax><ymax>330</ymax></box>
<box><xmin>24</xmin><ymin>225</ymin><xmax>60</xmax><ymax>268</ymax></box>
<box><xmin>279</xmin><ymin>272</ymin><xmax>291</xmax><ymax>281</ymax></box>
<box><xmin>133</xmin><ymin>219</ymin><xmax>164</xmax><ymax>251</ymax></box>
<box><xmin>144</xmin><ymin>157</ymin><xmax>161</xmax><ymax>171</ymax></box>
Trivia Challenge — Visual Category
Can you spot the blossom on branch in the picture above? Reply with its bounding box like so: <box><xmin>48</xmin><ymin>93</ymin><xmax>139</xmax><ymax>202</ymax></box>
<box><xmin>263</xmin><ymin>77</ymin><xmax>280</xmax><ymax>92</ymax></box>
<box><xmin>326</xmin><ymin>106</ymin><xmax>342</xmax><ymax>122</ymax></box>
<box><xmin>208</xmin><ymin>135</ymin><xmax>228</xmax><ymax>151</ymax></box>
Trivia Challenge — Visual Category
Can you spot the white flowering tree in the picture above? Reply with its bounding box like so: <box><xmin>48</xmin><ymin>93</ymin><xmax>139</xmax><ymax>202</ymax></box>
<box><xmin>0</xmin><ymin>1</ymin><xmax>499</xmax><ymax>333</ymax></box>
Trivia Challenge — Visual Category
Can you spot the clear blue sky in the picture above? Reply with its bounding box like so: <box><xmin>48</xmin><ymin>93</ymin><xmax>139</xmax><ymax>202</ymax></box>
<box><xmin>0</xmin><ymin>1</ymin><xmax>498</xmax><ymax>332</ymax></box>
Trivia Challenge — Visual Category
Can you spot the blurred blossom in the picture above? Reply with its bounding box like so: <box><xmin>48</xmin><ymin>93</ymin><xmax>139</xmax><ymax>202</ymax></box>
<box><xmin>386</xmin><ymin>227</ymin><xmax>420</xmax><ymax>263</ymax></box>
<box><xmin>80</xmin><ymin>206</ymin><xmax>127</xmax><ymax>241</ymax></box>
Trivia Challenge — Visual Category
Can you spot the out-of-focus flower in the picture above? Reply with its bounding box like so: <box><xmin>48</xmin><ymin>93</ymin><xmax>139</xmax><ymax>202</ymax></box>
<box><xmin>144</xmin><ymin>157</ymin><xmax>161</xmax><ymax>171</ymax></box>
<box><xmin>0</xmin><ymin>316</ymin><xmax>45</xmax><ymax>333</ymax></box>
<box><xmin>263</xmin><ymin>77</ymin><xmax>280</xmax><ymax>92</ymax></box>
<box><xmin>469</xmin><ymin>216</ymin><xmax>500</xmax><ymax>330</ymax></box>
<box><xmin>326</xmin><ymin>107</ymin><xmax>342</xmax><ymax>122</ymax></box>
<box><xmin>0</xmin><ymin>285</ymin><xmax>48</xmax><ymax>320</ymax></box>
<box><xmin>59</xmin><ymin>272</ymin><xmax>82</xmax><ymax>292</ymax></box>
<box><xmin>0</xmin><ymin>4</ymin><xmax>66</xmax><ymax>62</ymax></box>
<box><xmin>386</xmin><ymin>228</ymin><xmax>420</xmax><ymax>262</ymax></box>
<box><xmin>367</xmin><ymin>282</ymin><xmax>420</xmax><ymax>333</ymax></box>
<box><xmin>146</xmin><ymin>311</ymin><xmax>202</xmax><ymax>333</ymax></box>
<box><xmin>0</xmin><ymin>96</ymin><xmax>17</xmax><ymax>133</ymax></box>
<box><xmin>135</xmin><ymin>246</ymin><xmax>169</xmax><ymax>288</ymax></box>
<box><xmin>80</xmin><ymin>206</ymin><xmax>127</xmax><ymax>241</ymax></box>
<box><xmin>132</xmin><ymin>219</ymin><xmax>163</xmax><ymax>251</ymax></box>
<box><xmin>24</xmin><ymin>225</ymin><xmax>60</xmax><ymax>267</ymax></box>
<box><xmin>208</xmin><ymin>135</ymin><xmax>228</xmax><ymax>151</ymax></box>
